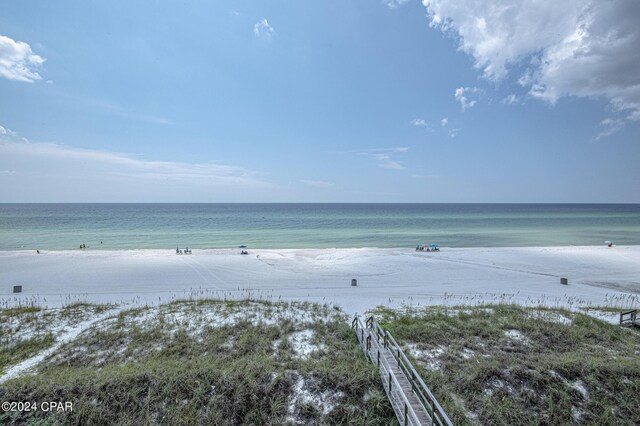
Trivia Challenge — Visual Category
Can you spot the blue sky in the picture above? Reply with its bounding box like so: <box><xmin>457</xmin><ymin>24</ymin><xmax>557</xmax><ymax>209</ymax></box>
<box><xmin>1</xmin><ymin>0</ymin><xmax>639</xmax><ymax>202</ymax></box>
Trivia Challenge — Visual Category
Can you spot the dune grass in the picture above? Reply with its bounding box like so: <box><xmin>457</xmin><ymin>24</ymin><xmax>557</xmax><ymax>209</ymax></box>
<box><xmin>370</xmin><ymin>304</ymin><xmax>640</xmax><ymax>425</ymax></box>
<box><xmin>0</xmin><ymin>303</ymin><xmax>116</xmax><ymax>376</ymax></box>
<box><xmin>0</xmin><ymin>300</ymin><xmax>396</xmax><ymax>425</ymax></box>
<box><xmin>0</xmin><ymin>334</ymin><xmax>55</xmax><ymax>377</ymax></box>
<box><xmin>7</xmin><ymin>300</ymin><xmax>636</xmax><ymax>425</ymax></box>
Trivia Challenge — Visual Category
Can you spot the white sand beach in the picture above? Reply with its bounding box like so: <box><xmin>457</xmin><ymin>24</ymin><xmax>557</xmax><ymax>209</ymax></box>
<box><xmin>2</xmin><ymin>245</ymin><xmax>639</xmax><ymax>316</ymax></box>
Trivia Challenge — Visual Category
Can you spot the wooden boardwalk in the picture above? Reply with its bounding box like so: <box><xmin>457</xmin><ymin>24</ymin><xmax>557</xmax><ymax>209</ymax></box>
<box><xmin>620</xmin><ymin>309</ymin><xmax>640</xmax><ymax>327</ymax></box>
<box><xmin>353</xmin><ymin>316</ymin><xmax>453</xmax><ymax>426</ymax></box>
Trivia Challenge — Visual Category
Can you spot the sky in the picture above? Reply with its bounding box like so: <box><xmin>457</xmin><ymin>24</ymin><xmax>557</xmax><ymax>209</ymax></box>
<box><xmin>1</xmin><ymin>0</ymin><xmax>639</xmax><ymax>203</ymax></box>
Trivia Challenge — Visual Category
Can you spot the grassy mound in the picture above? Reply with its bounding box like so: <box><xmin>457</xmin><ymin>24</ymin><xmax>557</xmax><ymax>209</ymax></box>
<box><xmin>0</xmin><ymin>304</ymin><xmax>114</xmax><ymax>376</ymax></box>
<box><xmin>0</xmin><ymin>300</ymin><xmax>396</xmax><ymax>425</ymax></box>
<box><xmin>370</xmin><ymin>304</ymin><xmax>640</xmax><ymax>425</ymax></box>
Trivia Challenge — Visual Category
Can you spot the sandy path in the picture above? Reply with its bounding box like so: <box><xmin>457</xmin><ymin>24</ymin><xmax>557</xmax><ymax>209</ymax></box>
<box><xmin>0</xmin><ymin>308</ymin><xmax>121</xmax><ymax>384</ymax></box>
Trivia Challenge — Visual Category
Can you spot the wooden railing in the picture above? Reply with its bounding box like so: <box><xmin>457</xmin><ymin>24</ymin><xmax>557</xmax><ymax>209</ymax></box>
<box><xmin>352</xmin><ymin>315</ymin><xmax>453</xmax><ymax>426</ymax></box>
<box><xmin>354</xmin><ymin>316</ymin><xmax>426</xmax><ymax>425</ymax></box>
<box><xmin>620</xmin><ymin>309</ymin><xmax>638</xmax><ymax>327</ymax></box>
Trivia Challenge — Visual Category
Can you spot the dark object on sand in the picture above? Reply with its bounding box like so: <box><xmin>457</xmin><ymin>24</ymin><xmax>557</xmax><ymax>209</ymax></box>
<box><xmin>13</xmin><ymin>285</ymin><xmax>22</xmax><ymax>293</ymax></box>
<box><xmin>560</xmin><ymin>278</ymin><xmax>568</xmax><ymax>285</ymax></box>
<box><xmin>351</xmin><ymin>279</ymin><xmax>358</xmax><ymax>286</ymax></box>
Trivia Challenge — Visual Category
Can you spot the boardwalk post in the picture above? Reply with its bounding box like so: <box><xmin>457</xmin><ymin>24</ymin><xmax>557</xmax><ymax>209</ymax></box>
<box><xmin>377</xmin><ymin>350</ymin><xmax>380</xmax><ymax>367</ymax></box>
<box><xmin>404</xmin><ymin>403</ymin><xmax>408</xmax><ymax>425</ymax></box>
<box><xmin>384</xmin><ymin>333</ymin><xmax>388</xmax><ymax>348</ymax></box>
<box><xmin>397</xmin><ymin>348</ymin><xmax>401</xmax><ymax>367</ymax></box>
<box><xmin>366</xmin><ymin>335</ymin><xmax>371</xmax><ymax>350</ymax></box>
<box><xmin>388</xmin><ymin>372</ymin><xmax>392</xmax><ymax>392</ymax></box>
<box><xmin>620</xmin><ymin>309</ymin><xmax>639</xmax><ymax>327</ymax></box>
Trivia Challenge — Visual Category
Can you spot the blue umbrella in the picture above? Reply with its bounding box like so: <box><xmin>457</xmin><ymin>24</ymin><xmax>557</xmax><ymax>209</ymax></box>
<box><xmin>430</xmin><ymin>243</ymin><xmax>439</xmax><ymax>247</ymax></box>
<box><xmin>239</xmin><ymin>245</ymin><xmax>247</xmax><ymax>248</ymax></box>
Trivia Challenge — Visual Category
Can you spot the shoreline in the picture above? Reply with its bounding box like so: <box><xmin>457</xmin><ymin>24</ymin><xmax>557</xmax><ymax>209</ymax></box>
<box><xmin>3</xmin><ymin>243</ymin><xmax>639</xmax><ymax>253</ymax></box>
<box><xmin>1</xmin><ymin>245</ymin><xmax>639</xmax><ymax>316</ymax></box>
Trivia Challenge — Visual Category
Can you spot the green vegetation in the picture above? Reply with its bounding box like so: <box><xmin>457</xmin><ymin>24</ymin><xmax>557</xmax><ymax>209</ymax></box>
<box><xmin>370</xmin><ymin>304</ymin><xmax>640</xmax><ymax>425</ymax></box>
<box><xmin>1</xmin><ymin>306</ymin><xmax>50</xmax><ymax>375</ymax></box>
<box><xmin>1</xmin><ymin>307</ymin><xmax>43</xmax><ymax>317</ymax></box>
<box><xmin>0</xmin><ymin>334</ymin><xmax>55</xmax><ymax>376</ymax></box>
<box><xmin>581</xmin><ymin>305</ymin><xmax>631</xmax><ymax>313</ymax></box>
<box><xmin>8</xmin><ymin>300</ymin><xmax>635</xmax><ymax>425</ymax></box>
<box><xmin>0</xmin><ymin>303</ymin><xmax>116</xmax><ymax>376</ymax></box>
<box><xmin>0</xmin><ymin>300</ymin><xmax>396</xmax><ymax>425</ymax></box>
<box><xmin>58</xmin><ymin>302</ymin><xmax>115</xmax><ymax>319</ymax></box>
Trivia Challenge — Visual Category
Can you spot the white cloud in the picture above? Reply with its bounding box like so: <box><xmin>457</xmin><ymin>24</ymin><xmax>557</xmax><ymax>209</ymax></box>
<box><xmin>454</xmin><ymin>87</ymin><xmax>479</xmax><ymax>111</ymax></box>
<box><xmin>0</xmin><ymin>131</ymin><xmax>274</xmax><ymax>201</ymax></box>
<box><xmin>374</xmin><ymin>153</ymin><xmax>405</xmax><ymax>169</ymax></box>
<box><xmin>384</xmin><ymin>0</ymin><xmax>410</xmax><ymax>9</ymax></box>
<box><xmin>1</xmin><ymin>140</ymin><xmax>267</xmax><ymax>182</ymax></box>
<box><xmin>0</xmin><ymin>34</ymin><xmax>45</xmax><ymax>82</ymax></box>
<box><xmin>594</xmin><ymin>117</ymin><xmax>626</xmax><ymax>141</ymax></box>
<box><xmin>254</xmin><ymin>18</ymin><xmax>275</xmax><ymax>40</ymax></box>
<box><xmin>449</xmin><ymin>128</ymin><xmax>460</xmax><ymax>138</ymax></box>
<box><xmin>300</xmin><ymin>179</ymin><xmax>334</xmax><ymax>188</ymax></box>
<box><xmin>423</xmin><ymin>0</ymin><xmax>585</xmax><ymax>80</ymax></box>
<box><xmin>0</xmin><ymin>125</ymin><xmax>17</xmax><ymax>136</ymax></box>
<box><xmin>360</xmin><ymin>147</ymin><xmax>409</xmax><ymax>170</ymax></box>
<box><xmin>502</xmin><ymin>93</ymin><xmax>519</xmax><ymax>105</ymax></box>
<box><xmin>423</xmin><ymin>0</ymin><xmax>640</xmax><ymax>127</ymax></box>
<box><xmin>440</xmin><ymin>117</ymin><xmax>448</xmax><ymax>127</ymax></box>
<box><xmin>411</xmin><ymin>118</ymin><xmax>428</xmax><ymax>127</ymax></box>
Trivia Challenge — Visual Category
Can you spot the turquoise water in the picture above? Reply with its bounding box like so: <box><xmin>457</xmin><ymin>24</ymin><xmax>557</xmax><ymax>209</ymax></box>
<box><xmin>0</xmin><ymin>203</ymin><xmax>639</xmax><ymax>250</ymax></box>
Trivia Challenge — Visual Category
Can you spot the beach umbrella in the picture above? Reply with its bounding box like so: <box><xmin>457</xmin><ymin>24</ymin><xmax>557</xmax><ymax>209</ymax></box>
<box><xmin>239</xmin><ymin>245</ymin><xmax>247</xmax><ymax>248</ymax></box>
<box><xmin>430</xmin><ymin>243</ymin><xmax>439</xmax><ymax>247</ymax></box>
<box><xmin>604</xmin><ymin>241</ymin><xmax>611</xmax><ymax>245</ymax></box>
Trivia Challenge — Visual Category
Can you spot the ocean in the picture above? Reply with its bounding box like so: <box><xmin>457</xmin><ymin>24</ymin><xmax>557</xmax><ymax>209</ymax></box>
<box><xmin>1</xmin><ymin>203</ymin><xmax>639</xmax><ymax>250</ymax></box>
